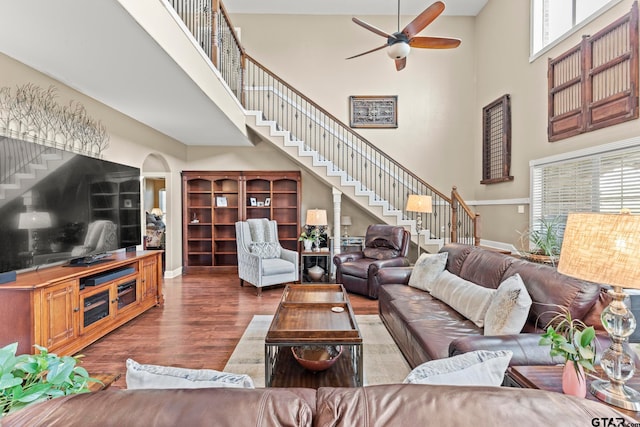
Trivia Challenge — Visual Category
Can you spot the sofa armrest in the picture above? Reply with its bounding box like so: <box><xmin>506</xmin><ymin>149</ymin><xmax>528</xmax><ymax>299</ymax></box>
<box><xmin>367</xmin><ymin>258</ymin><xmax>411</xmax><ymax>298</ymax></box>
<box><xmin>448</xmin><ymin>334</ymin><xmax>563</xmax><ymax>366</ymax></box>
<box><xmin>374</xmin><ymin>266</ymin><xmax>413</xmax><ymax>286</ymax></box>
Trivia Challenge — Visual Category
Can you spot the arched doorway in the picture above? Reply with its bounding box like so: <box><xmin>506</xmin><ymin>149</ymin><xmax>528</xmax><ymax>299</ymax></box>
<box><xmin>142</xmin><ymin>153</ymin><xmax>171</xmax><ymax>275</ymax></box>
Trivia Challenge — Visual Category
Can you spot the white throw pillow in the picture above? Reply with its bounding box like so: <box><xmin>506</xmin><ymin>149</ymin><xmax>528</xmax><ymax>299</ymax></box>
<box><xmin>126</xmin><ymin>359</ymin><xmax>254</xmax><ymax>389</ymax></box>
<box><xmin>250</xmin><ymin>242</ymin><xmax>282</xmax><ymax>259</ymax></box>
<box><xmin>403</xmin><ymin>350</ymin><xmax>513</xmax><ymax>386</ymax></box>
<box><xmin>407</xmin><ymin>252</ymin><xmax>448</xmax><ymax>292</ymax></box>
<box><xmin>484</xmin><ymin>273</ymin><xmax>532</xmax><ymax>336</ymax></box>
<box><xmin>430</xmin><ymin>270</ymin><xmax>496</xmax><ymax>327</ymax></box>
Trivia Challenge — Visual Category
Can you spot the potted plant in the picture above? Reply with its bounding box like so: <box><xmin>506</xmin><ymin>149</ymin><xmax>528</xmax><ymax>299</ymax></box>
<box><xmin>518</xmin><ymin>216</ymin><xmax>563</xmax><ymax>266</ymax></box>
<box><xmin>0</xmin><ymin>342</ymin><xmax>99</xmax><ymax>417</ymax></box>
<box><xmin>538</xmin><ymin>308</ymin><xmax>596</xmax><ymax>398</ymax></box>
<box><xmin>299</xmin><ymin>228</ymin><xmax>321</xmax><ymax>252</ymax></box>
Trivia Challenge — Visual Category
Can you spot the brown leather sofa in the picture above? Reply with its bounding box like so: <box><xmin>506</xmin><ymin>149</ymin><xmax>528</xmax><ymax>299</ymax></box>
<box><xmin>376</xmin><ymin>243</ymin><xmax>612</xmax><ymax>368</ymax></box>
<box><xmin>333</xmin><ymin>224</ymin><xmax>410</xmax><ymax>299</ymax></box>
<box><xmin>2</xmin><ymin>384</ymin><xmax>632</xmax><ymax>426</ymax></box>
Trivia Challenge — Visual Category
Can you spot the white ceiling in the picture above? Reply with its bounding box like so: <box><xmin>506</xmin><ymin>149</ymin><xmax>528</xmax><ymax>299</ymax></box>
<box><xmin>223</xmin><ymin>0</ymin><xmax>488</xmax><ymax>16</ymax></box>
<box><xmin>0</xmin><ymin>0</ymin><xmax>486</xmax><ymax>148</ymax></box>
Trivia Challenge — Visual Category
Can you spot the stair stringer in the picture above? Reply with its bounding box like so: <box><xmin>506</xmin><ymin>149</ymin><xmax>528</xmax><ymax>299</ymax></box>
<box><xmin>245</xmin><ymin>111</ymin><xmax>418</xmax><ymax>235</ymax></box>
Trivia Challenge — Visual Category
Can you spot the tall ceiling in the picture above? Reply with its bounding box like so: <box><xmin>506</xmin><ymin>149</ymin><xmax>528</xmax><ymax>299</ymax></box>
<box><xmin>224</xmin><ymin>0</ymin><xmax>488</xmax><ymax>16</ymax></box>
<box><xmin>0</xmin><ymin>0</ymin><xmax>487</xmax><ymax>148</ymax></box>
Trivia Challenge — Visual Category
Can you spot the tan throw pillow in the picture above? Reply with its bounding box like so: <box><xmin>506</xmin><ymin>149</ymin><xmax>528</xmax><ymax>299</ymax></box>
<box><xmin>484</xmin><ymin>273</ymin><xmax>532</xmax><ymax>336</ymax></box>
<box><xmin>407</xmin><ymin>252</ymin><xmax>448</xmax><ymax>292</ymax></box>
<box><xmin>430</xmin><ymin>270</ymin><xmax>496</xmax><ymax>327</ymax></box>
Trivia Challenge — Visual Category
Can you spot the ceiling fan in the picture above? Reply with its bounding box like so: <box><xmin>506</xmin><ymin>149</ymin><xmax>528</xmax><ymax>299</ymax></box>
<box><xmin>347</xmin><ymin>1</ymin><xmax>461</xmax><ymax>71</ymax></box>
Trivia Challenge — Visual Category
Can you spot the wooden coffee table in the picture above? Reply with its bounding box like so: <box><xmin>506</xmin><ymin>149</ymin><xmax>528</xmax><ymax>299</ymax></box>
<box><xmin>507</xmin><ymin>365</ymin><xmax>640</xmax><ymax>420</ymax></box>
<box><xmin>265</xmin><ymin>284</ymin><xmax>363</xmax><ymax>388</ymax></box>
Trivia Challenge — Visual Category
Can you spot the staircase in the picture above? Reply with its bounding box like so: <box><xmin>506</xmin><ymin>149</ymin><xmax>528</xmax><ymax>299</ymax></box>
<box><xmin>168</xmin><ymin>0</ymin><xmax>479</xmax><ymax>245</ymax></box>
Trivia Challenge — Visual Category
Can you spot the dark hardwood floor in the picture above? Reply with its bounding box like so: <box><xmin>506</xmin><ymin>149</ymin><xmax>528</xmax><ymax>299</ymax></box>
<box><xmin>80</xmin><ymin>273</ymin><xmax>378</xmax><ymax>389</ymax></box>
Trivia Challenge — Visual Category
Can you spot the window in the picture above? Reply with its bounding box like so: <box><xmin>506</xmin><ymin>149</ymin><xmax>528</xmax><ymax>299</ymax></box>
<box><xmin>530</xmin><ymin>138</ymin><xmax>640</xmax><ymax>239</ymax></box>
<box><xmin>547</xmin><ymin>2</ymin><xmax>639</xmax><ymax>141</ymax></box>
<box><xmin>481</xmin><ymin>95</ymin><xmax>513</xmax><ymax>184</ymax></box>
<box><xmin>531</xmin><ymin>0</ymin><xmax>622</xmax><ymax>58</ymax></box>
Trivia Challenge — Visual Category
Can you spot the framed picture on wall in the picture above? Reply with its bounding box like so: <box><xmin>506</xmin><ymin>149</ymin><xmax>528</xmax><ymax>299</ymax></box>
<box><xmin>349</xmin><ymin>95</ymin><xmax>398</xmax><ymax>128</ymax></box>
<box><xmin>216</xmin><ymin>196</ymin><xmax>227</xmax><ymax>207</ymax></box>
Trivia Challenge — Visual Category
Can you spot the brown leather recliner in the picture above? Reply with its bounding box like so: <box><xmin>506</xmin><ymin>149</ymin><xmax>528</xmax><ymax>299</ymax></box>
<box><xmin>333</xmin><ymin>224</ymin><xmax>410</xmax><ymax>299</ymax></box>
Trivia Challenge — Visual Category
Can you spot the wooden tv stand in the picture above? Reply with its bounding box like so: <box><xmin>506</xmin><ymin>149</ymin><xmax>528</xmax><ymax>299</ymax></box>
<box><xmin>0</xmin><ymin>251</ymin><xmax>163</xmax><ymax>356</ymax></box>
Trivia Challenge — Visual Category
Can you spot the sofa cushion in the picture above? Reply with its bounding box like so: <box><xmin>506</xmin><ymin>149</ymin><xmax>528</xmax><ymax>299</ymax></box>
<box><xmin>364</xmin><ymin>224</ymin><xmax>405</xmax><ymax>250</ymax></box>
<box><xmin>403</xmin><ymin>350</ymin><xmax>513</xmax><ymax>386</ymax></box>
<box><xmin>363</xmin><ymin>247</ymin><xmax>400</xmax><ymax>260</ymax></box>
<box><xmin>504</xmin><ymin>259</ymin><xmax>601</xmax><ymax>328</ymax></box>
<box><xmin>339</xmin><ymin>258</ymin><xmax>374</xmax><ymax>278</ymax></box>
<box><xmin>458</xmin><ymin>248</ymin><xmax>515</xmax><ymax>289</ymax></box>
<box><xmin>262</xmin><ymin>258</ymin><xmax>295</xmax><ymax>276</ymax></box>
<box><xmin>407</xmin><ymin>252</ymin><xmax>448</xmax><ymax>292</ymax></box>
<box><xmin>440</xmin><ymin>243</ymin><xmax>476</xmax><ymax>276</ymax></box>
<box><xmin>484</xmin><ymin>273</ymin><xmax>532</xmax><ymax>336</ymax></box>
<box><xmin>126</xmin><ymin>359</ymin><xmax>254</xmax><ymax>389</ymax></box>
<box><xmin>430</xmin><ymin>271</ymin><xmax>496</xmax><ymax>327</ymax></box>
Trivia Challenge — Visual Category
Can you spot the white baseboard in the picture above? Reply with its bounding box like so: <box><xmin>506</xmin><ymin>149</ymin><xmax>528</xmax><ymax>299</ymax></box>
<box><xmin>165</xmin><ymin>267</ymin><xmax>182</xmax><ymax>279</ymax></box>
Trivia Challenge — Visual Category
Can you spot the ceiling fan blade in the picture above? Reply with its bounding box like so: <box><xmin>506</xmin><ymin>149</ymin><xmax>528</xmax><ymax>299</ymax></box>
<box><xmin>402</xmin><ymin>1</ymin><xmax>445</xmax><ymax>39</ymax></box>
<box><xmin>395</xmin><ymin>57</ymin><xmax>407</xmax><ymax>71</ymax></box>
<box><xmin>346</xmin><ymin>44</ymin><xmax>388</xmax><ymax>60</ymax></box>
<box><xmin>409</xmin><ymin>36</ymin><xmax>461</xmax><ymax>49</ymax></box>
<box><xmin>352</xmin><ymin>17</ymin><xmax>395</xmax><ymax>39</ymax></box>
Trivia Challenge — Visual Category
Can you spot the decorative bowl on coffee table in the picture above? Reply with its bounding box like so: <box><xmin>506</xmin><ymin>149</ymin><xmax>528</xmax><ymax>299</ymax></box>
<box><xmin>291</xmin><ymin>345</ymin><xmax>343</xmax><ymax>372</ymax></box>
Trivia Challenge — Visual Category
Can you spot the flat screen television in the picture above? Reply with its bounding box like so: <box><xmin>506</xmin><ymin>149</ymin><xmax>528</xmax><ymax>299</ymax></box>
<box><xmin>0</xmin><ymin>137</ymin><xmax>141</xmax><ymax>274</ymax></box>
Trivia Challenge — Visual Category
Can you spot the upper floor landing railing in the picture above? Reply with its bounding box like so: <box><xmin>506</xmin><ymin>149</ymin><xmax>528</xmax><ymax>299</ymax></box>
<box><xmin>167</xmin><ymin>0</ymin><xmax>479</xmax><ymax>244</ymax></box>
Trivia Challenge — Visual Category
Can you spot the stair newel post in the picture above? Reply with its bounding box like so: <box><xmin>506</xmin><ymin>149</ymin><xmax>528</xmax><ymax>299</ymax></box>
<box><xmin>474</xmin><ymin>213</ymin><xmax>481</xmax><ymax>246</ymax></box>
<box><xmin>451</xmin><ymin>186</ymin><xmax>458</xmax><ymax>244</ymax></box>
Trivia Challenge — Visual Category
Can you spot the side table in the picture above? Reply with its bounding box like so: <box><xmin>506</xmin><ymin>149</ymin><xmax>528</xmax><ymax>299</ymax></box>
<box><xmin>507</xmin><ymin>365</ymin><xmax>640</xmax><ymax>420</ymax></box>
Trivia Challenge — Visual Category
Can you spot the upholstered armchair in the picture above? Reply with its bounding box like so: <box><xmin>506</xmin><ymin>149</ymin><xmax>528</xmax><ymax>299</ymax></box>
<box><xmin>333</xmin><ymin>224</ymin><xmax>410</xmax><ymax>299</ymax></box>
<box><xmin>235</xmin><ymin>219</ymin><xmax>299</xmax><ymax>296</ymax></box>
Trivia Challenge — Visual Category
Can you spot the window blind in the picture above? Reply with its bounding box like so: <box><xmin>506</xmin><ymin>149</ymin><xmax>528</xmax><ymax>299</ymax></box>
<box><xmin>531</xmin><ymin>144</ymin><xmax>640</xmax><ymax>233</ymax></box>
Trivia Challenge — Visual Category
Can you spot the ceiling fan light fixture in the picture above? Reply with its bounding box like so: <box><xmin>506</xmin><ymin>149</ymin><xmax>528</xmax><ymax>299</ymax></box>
<box><xmin>386</xmin><ymin>42</ymin><xmax>410</xmax><ymax>60</ymax></box>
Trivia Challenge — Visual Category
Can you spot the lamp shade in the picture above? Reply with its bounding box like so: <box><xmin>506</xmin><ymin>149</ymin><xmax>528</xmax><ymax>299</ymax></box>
<box><xmin>405</xmin><ymin>195</ymin><xmax>433</xmax><ymax>213</ymax></box>
<box><xmin>18</xmin><ymin>211</ymin><xmax>52</xmax><ymax>230</ymax></box>
<box><xmin>306</xmin><ymin>209</ymin><xmax>328</xmax><ymax>226</ymax></box>
<box><xmin>151</xmin><ymin>208</ymin><xmax>163</xmax><ymax>217</ymax></box>
<box><xmin>341</xmin><ymin>216</ymin><xmax>352</xmax><ymax>226</ymax></box>
<box><xmin>558</xmin><ymin>212</ymin><xmax>640</xmax><ymax>289</ymax></box>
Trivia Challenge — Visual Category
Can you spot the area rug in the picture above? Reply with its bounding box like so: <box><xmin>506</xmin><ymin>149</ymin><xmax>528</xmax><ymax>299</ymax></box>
<box><xmin>223</xmin><ymin>314</ymin><xmax>411</xmax><ymax>387</ymax></box>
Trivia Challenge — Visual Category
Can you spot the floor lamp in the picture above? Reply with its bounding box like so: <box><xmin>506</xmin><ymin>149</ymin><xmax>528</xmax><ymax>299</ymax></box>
<box><xmin>405</xmin><ymin>195</ymin><xmax>432</xmax><ymax>259</ymax></box>
<box><xmin>557</xmin><ymin>212</ymin><xmax>640</xmax><ymax>410</ymax></box>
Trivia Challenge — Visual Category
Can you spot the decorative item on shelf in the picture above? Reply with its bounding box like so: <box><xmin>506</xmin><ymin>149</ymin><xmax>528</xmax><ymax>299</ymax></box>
<box><xmin>557</xmin><ymin>211</ymin><xmax>640</xmax><ymax>410</ymax></box>
<box><xmin>405</xmin><ymin>195</ymin><xmax>432</xmax><ymax>259</ymax></box>
<box><xmin>307</xmin><ymin>265</ymin><xmax>325</xmax><ymax>282</ymax></box>
<box><xmin>517</xmin><ymin>216</ymin><xmax>562</xmax><ymax>266</ymax></box>
<box><xmin>538</xmin><ymin>307</ymin><xmax>596</xmax><ymax>398</ymax></box>
<box><xmin>191</xmin><ymin>212</ymin><xmax>199</xmax><ymax>223</ymax></box>
<box><xmin>216</xmin><ymin>196</ymin><xmax>227</xmax><ymax>207</ymax></box>
<box><xmin>265</xmin><ymin>197</ymin><xmax>271</xmax><ymax>207</ymax></box>
<box><xmin>249</xmin><ymin>197</ymin><xmax>257</xmax><ymax>207</ymax></box>
<box><xmin>18</xmin><ymin>211</ymin><xmax>52</xmax><ymax>254</ymax></box>
<box><xmin>0</xmin><ymin>342</ymin><xmax>99</xmax><ymax>417</ymax></box>
<box><xmin>291</xmin><ymin>345</ymin><xmax>343</xmax><ymax>372</ymax></box>
<box><xmin>341</xmin><ymin>216</ymin><xmax>352</xmax><ymax>238</ymax></box>
<box><xmin>305</xmin><ymin>209</ymin><xmax>328</xmax><ymax>251</ymax></box>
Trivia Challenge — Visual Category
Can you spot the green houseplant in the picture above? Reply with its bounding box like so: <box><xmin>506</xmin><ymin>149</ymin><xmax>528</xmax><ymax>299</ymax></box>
<box><xmin>299</xmin><ymin>228</ymin><xmax>321</xmax><ymax>251</ymax></box>
<box><xmin>538</xmin><ymin>309</ymin><xmax>596</xmax><ymax>397</ymax></box>
<box><xmin>0</xmin><ymin>342</ymin><xmax>99</xmax><ymax>417</ymax></box>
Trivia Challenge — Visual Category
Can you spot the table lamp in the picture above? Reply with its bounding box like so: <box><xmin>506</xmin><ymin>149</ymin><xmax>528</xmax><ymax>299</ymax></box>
<box><xmin>18</xmin><ymin>211</ymin><xmax>52</xmax><ymax>253</ymax></box>
<box><xmin>151</xmin><ymin>208</ymin><xmax>163</xmax><ymax>218</ymax></box>
<box><xmin>341</xmin><ymin>216</ymin><xmax>352</xmax><ymax>238</ymax></box>
<box><xmin>306</xmin><ymin>209</ymin><xmax>328</xmax><ymax>228</ymax></box>
<box><xmin>405</xmin><ymin>195</ymin><xmax>433</xmax><ymax>257</ymax></box>
<box><xmin>557</xmin><ymin>212</ymin><xmax>640</xmax><ymax>410</ymax></box>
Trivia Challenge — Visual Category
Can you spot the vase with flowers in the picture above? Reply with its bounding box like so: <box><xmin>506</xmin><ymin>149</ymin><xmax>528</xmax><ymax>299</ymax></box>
<box><xmin>299</xmin><ymin>228</ymin><xmax>321</xmax><ymax>252</ymax></box>
<box><xmin>539</xmin><ymin>308</ymin><xmax>596</xmax><ymax>398</ymax></box>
